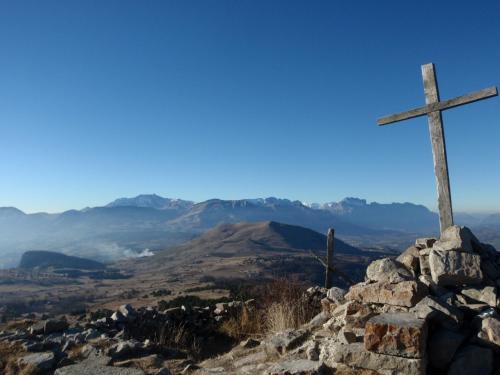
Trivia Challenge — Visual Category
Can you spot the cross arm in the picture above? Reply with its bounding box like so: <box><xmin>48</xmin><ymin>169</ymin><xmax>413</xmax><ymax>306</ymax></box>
<box><xmin>377</xmin><ymin>86</ymin><xmax>497</xmax><ymax>126</ymax></box>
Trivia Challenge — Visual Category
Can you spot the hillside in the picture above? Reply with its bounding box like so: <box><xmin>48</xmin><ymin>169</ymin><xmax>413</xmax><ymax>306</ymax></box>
<box><xmin>162</xmin><ymin>220</ymin><xmax>363</xmax><ymax>257</ymax></box>
<box><xmin>129</xmin><ymin>221</ymin><xmax>382</xmax><ymax>287</ymax></box>
<box><xmin>18</xmin><ymin>250</ymin><xmax>106</xmax><ymax>270</ymax></box>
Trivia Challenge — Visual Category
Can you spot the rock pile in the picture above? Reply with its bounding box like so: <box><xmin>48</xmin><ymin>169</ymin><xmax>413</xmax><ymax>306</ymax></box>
<box><xmin>318</xmin><ymin>225</ymin><xmax>500</xmax><ymax>374</ymax></box>
<box><xmin>0</xmin><ymin>299</ymin><xmax>254</xmax><ymax>374</ymax></box>
<box><xmin>195</xmin><ymin>226</ymin><xmax>500</xmax><ymax>374</ymax></box>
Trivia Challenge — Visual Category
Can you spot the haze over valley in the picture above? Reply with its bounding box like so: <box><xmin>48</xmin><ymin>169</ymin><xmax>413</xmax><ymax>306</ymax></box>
<box><xmin>1</xmin><ymin>194</ymin><xmax>499</xmax><ymax>268</ymax></box>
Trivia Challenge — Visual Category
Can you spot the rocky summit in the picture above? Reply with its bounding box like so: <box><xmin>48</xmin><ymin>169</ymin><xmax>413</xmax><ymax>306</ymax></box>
<box><xmin>1</xmin><ymin>225</ymin><xmax>499</xmax><ymax>374</ymax></box>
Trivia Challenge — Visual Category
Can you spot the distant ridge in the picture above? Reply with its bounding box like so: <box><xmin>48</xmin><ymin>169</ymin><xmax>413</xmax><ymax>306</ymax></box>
<box><xmin>19</xmin><ymin>250</ymin><xmax>105</xmax><ymax>270</ymax></box>
<box><xmin>308</xmin><ymin>197</ymin><xmax>439</xmax><ymax>232</ymax></box>
<box><xmin>161</xmin><ymin>220</ymin><xmax>363</xmax><ymax>258</ymax></box>
<box><xmin>1</xmin><ymin>194</ymin><xmax>497</xmax><ymax>268</ymax></box>
<box><xmin>106</xmin><ymin>194</ymin><xmax>194</xmax><ymax>210</ymax></box>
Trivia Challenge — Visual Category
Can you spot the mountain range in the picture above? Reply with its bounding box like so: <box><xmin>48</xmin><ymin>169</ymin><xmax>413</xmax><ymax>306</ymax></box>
<box><xmin>0</xmin><ymin>194</ymin><xmax>498</xmax><ymax>268</ymax></box>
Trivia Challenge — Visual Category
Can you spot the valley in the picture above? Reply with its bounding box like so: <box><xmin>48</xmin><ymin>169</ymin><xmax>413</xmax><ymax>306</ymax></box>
<box><xmin>0</xmin><ymin>221</ymin><xmax>391</xmax><ymax>321</ymax></box>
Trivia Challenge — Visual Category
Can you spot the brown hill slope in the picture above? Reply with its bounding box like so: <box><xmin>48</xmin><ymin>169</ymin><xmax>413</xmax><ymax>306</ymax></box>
<box><xmin>127</xmin><ymin>221</ymin><xmax>382</xmax><ymax>288</ymax></box>
<box><xmin>161</xmin><ymin>221</ymin><xmax>363</xmax><ymax>258</ymax></box>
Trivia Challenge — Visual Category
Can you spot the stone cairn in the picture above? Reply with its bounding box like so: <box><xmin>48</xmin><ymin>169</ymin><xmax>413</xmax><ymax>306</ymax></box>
<box><xmin>317</xmin><ymin>225</ymin><xmax>500</xmax><ymax>374</ymax></box>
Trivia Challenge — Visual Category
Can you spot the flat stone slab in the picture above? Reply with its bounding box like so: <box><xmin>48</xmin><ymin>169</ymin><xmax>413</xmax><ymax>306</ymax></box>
<box><xmin>333</xmin><ymin>363</ymin><xmax>387</xmax><ymax>375</ymax></box>
<box><xmin>264</xmin><ymin>359</ymin><xmax>330</xmax><ymax>375</ymax></box>
<box><xmin>346</xmin><ymin>280</ymin><xmax>428</xmax><ymax>307</ymax></box>
<box><xmin>478</xmin><ymin>317</ymin><xmax>500</xmax><ymax>349</ymax></box>
<box><xmin>320</xmin><ymin>342</ymin><xmax>425</xmax><ymax>375</ymax></box>
<box><xmin>432</xmin><ymin>225</ymin><xmax>477</xmax><ymax>252</ymax></box>
<box><xmin>461</xmin><ymin>286</ymin><xmax>498</xmax><ymax>307</ymax></box>
<box><xmin>55</xmin><ymin>357</ymin><xmax>145</xmax><ymax>375</ymax></box>
<box><xmin>429</xmin><ymin>249</ymin><xmax>483</xmax><ymax>286</ymax></box>
<box><xmin>266</xmin><ymin>329</ymin><xmax>309</xmax><ymax>355</ymax></box>
<box><xmin>18</xmin><ymin>351</ymin><xmax>55</xmax><ymax>372</ymax></box>
<box><xmin>364</xmin><ymin>313</ymin><xmax>427</xmax><ymax>359</ymax></box>
<box><xmin>410</xmin><ymin>296</ymin><xmax>463</xmax><ymax>330</ymax></box>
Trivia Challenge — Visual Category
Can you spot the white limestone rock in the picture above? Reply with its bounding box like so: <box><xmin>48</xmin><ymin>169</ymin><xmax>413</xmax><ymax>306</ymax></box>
<box><xmin>365</xmin><ymin>258</ymin><xmax>414</xmax><ymax>283</ymax></box>
<box><xmin>432</xmin><ymin>225</ymin><xmax>478</xmax><ymax>252</ymax></box>
<box><xmin>429</xmin><ymin>249</ymin><xmax>483</xmax><ymax>286</ymax></box>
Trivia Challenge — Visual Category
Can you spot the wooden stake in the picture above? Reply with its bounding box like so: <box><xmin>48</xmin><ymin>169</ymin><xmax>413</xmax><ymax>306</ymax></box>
<box><xmin>325</xmin><ymin>228</ymin><xmax>334</xmax><ymax>288</ymax></box>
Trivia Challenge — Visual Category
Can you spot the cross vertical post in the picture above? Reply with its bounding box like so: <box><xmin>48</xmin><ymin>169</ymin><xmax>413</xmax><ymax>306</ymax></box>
<box><xmin>421</xmin><ymin>63</ymin><xmax>454</xmax><ymax>233</ymax></box>
<box><xmin>325</xmin><ymin>228</ymin><xmax>334</xmax><ymax>288</ymax></box>
<box><xmin>377</xmin><ymin>63</ymin><xmax>497</xmax><ymax>235</ymax></box>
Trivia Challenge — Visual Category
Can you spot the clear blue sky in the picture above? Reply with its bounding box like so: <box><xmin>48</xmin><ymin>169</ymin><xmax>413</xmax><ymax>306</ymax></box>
<box><xmin>0</xmin><ymin>1</ymin><xmax>499</xmax><ymax>213</ymax></box>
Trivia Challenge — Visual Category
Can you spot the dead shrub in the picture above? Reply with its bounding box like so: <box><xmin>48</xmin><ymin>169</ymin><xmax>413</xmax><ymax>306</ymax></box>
<box><xmin>159</xmin><ymin>322</ymin><xmax>200</xmax><ymax>356</ymax></box>
<box><xmin>219</xmin><ymin>277</ymin><xmax>318</xmax><ymax>338</ymax></box>
<box><xmin>0</xmin><ymin>341</ymin><xmax>36</xmax><ymax>375</ymax></box>
<box><xmin>262</xmin><ymin>278</ymin><xmax>317</xmax><ymax>333</ymax></box>
<box><xmin>219</xmin><ymin>305</ymin><xmax>265</xmax><ymax>340</ymax></box>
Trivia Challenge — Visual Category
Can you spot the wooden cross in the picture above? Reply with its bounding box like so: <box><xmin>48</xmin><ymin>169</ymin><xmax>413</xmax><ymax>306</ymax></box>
<box><xmin>378</xmin><ymin>63</ymin><xmax>497</xmax><ymax>234</ymax></box>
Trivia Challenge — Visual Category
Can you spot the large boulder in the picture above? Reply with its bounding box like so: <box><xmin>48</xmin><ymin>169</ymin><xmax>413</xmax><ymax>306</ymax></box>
<box><xmin>427</xmin><ymin>329</ymin><xmax>466</xmax><ymax>370</ymax></box>
<box><xmin>429</xmin><ymin>250</ymin><xmax>483</xmax><ymax>286</ymax></box>
<box><xmin>396</xmin><ymin>246</ymin><xmax>421</xmax><ymax>274</ymax></box>
<box><xmin>343</xmin><ymin>301</ymin><xmax>376</xmax><ymax>329</ymax></box>
<box><xmin>410</xmin><ymin>296</ymin><xmax>463</xmax><ymax>330</ymax></box>
<box><xmin>346</xmin><ymin>280</ymin><xmax>428</xmax><ymax>308</ymax></box>
<box><xmin>415</xmin><ymin>238</ymin><xmax>436</xmax><ymax>249</ymax></box>
<box><xmin>460</xmin><ymin>286</ymin><xmax>498</xmax><ymax>308</ymax></box>
<box><xmin>118</xmin><ymin>304</ymin><xmax>136</xmax><ymax>320</ymax></box>
<box><xmin>18</xmin><ymin>351</ymin><xmax>55</xmax><ymax>372</ymax></box>
<box><xmin>326</xmin><ymin>287</ymin><xmax>347</xmax><ymax>304</ymax></box>
<box><xmin>55</xmin><ymin>357</ymin><xmax>145</xmax><ymax>374</ymax></box>
<box><xmin>481</xmin><ymin>258</ymin><xmax>500</xmax><ymax>282</ymax></box>
<box><xmin>364</xmin><ymin>313</ymin><xmax>427</xmax><ymax>359</ymax></box>
<box><xmin>432</xmin><ymin>225</ymin><xmax>478</xmax><ymax>252</ymax></box>
<box><xmin>106</xmin><ymin>340</ymin><xmax>143</xmax><ymax>360</ymax></box>
<box><xmin>320</xmin><ymin>342</ymin><xmax>426</xmax><ymax>375</ymax></box>
<box><xmin>365</xmin><ymin>258</ymin><xmax>414</xmax><ymax>283</ymax></box>
<box><xmin>447</xmin><ymin>345</ymin><xmax>492</xmax><ymax>375</ymax></box>
<box><xmin>477</xmin><ymin>316</ymin><xmax>500</xmax><ymax>350</ymax></box>
<box><xmin>44</xmin><ymin>319</ymin><xmax>68</xmax><ymax>334</ymax></box>
<box><xmin>29</xmin><ymin>321</ymin><xmax>45</xmax><ymax>335</ymax></box>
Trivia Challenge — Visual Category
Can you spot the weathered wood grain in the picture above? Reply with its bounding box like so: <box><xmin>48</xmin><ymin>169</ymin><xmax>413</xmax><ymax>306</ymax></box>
<box><xmin>377</xmin><ymin>86</ymin><xmax>497</xmax><ymax>126</ymax></box>
<box><xmin>422</xmin><ymin>63</ymin><xmax>454</xmax><ymax>233</ymax></box>
<box><xmin>377</xmin><ymin>62</ymin><xmax>497</xmax><ymax>234</ymax></box>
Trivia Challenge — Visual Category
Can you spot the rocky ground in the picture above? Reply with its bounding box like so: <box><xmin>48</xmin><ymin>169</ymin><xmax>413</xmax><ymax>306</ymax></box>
<box><xmin>1</xmin><ymin>225</ymin><xmax>500</xmax><ymax>374</ymax></box>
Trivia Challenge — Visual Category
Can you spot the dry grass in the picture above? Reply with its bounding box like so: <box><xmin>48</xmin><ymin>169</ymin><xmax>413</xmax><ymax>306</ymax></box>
<box><xmin>0</xmin><ymin>341</ymin><xmax>37</xmax><ymax>375</ymax></box>
<box><xmin>219</xmin><ymin>278</ymin><xmax>318</xmax><ymax>339</ymax></box>
<box><xmin>159</xmin><ymin>322</ymin><xmax>201</xmax><ymax>356</ymax></box>
<box><xmin>219</xmin><ymin>305</ymin><xmax>265</xmax><ymax>340</ymax></box>
<box><xmin>6</xmin><ymin>319</ymin><xmax>33</xmax><ymax>331</ymax></box>
<box><xmin>66</xmin><ymin>344</ymin><xmax>87</xmax><ymax>361</ymax></box>
<box><xmin>266</xmin><ymin>302</ymin><xmax>303</xmax><ymax>333</ymax></box>
<box><xmin>261</xmin><ymin>278</ymin><xmax>317</xmax><ymax>333</ymax></box>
